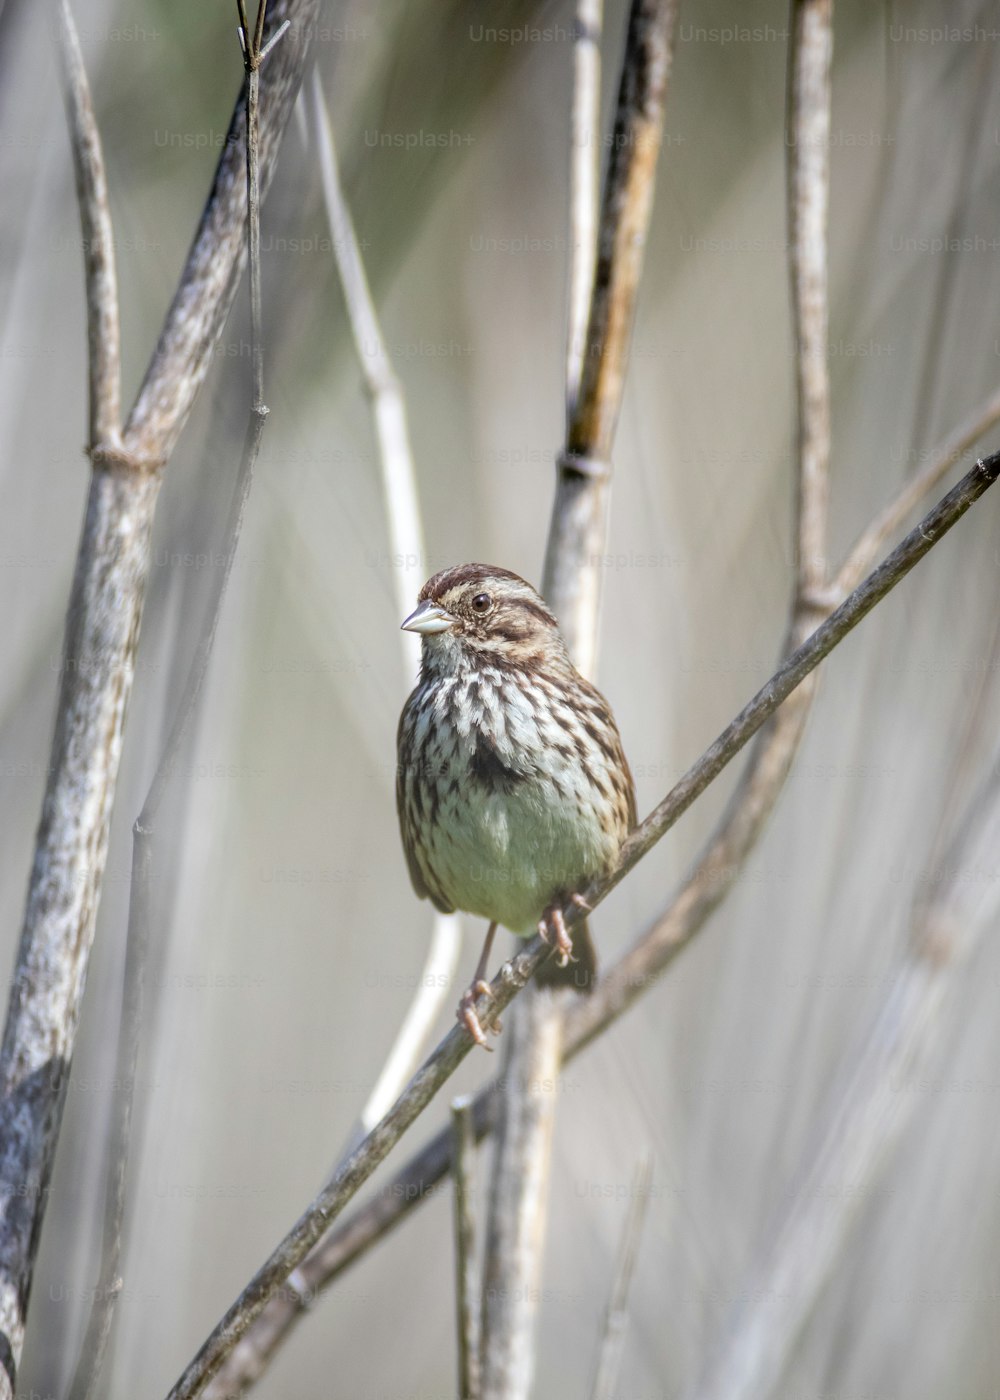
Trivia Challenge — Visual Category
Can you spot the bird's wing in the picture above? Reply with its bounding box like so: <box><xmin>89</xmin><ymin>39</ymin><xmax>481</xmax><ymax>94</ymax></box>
<box><xmin>578</xmin><ymin>674</ymin><xmax>638</xmax><ymax>831</ymax></box>
<box><xmin>396</xmin><ymin>704</ymin><xmax>455</xmax><ymax>914</ymax></box>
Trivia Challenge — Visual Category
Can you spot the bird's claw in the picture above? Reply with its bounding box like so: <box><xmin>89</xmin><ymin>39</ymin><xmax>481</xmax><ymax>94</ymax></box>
<box><xmin>538</xmin><ymin>905</ymin><xmax>576</xmax><ymax>967</ymax></box>
<box><xmin>457</xmin><ymin>981</ymin><xmax>499</xmax><ymax>1050</ymax></box>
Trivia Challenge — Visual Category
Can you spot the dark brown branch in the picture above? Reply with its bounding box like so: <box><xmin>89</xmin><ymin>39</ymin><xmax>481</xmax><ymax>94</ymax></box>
<box><xmin>544</xmin><ymin>0</ymin><xmax>680</xmax><ymax>669</ymax></box>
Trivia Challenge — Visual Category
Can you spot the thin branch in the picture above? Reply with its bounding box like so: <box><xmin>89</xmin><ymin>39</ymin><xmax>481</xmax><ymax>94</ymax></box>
<box><xmin>566</xmin><ymin>0</ymin><xmax>603</xmax><ymax>418</ymax></box>
<box><xmin>590</xmin><ymin>1152</ymin><xmax>654</xmax><ymax>1400</ymax></box>
<box><xmin>830</xmin><ymin>382</ymin><xmax>1000</xmax><ymax>602</ymax></box>
<box><xmin>451</xmin><ymin>1098</ymin><xmax>482</xmax><ymax>1400</ymax></box>
<box><xmin>63</xmin><ymin>12</ymin><xmax>279</xmax><ymax>1398</ymax></box>
<box><xmin>166</xmin><ymin>449</ymin><xmax>1000</xmax><ymax>1400</ymax></box>
<box><xmin>308</xmin><ymin>70</ymin><xmax>463</xmax><ymax>1147</ymax></box>
<box><xmin>56</xmin><ymin>0</ymin><xmax>121</xmax><ymax>450</ymax></box>
<box><xmin>687</xmin><ymin>757</ymin><xmax>1000</xmax><ymax>1400</ymax></box>
<box><xmin>594</xmin><ymin>456</ymin><xmax>999</xmax><ymax>901</ymax></box>
<box><xmin>0</xmin><ymin>2</ymin><xmax>316</xmax><ymax>1388</ymax></box>
<box><xmin>204</xmin><ymin>1101</ymin><xmax>501</xmax><ymax>1399</ymax></box>
<box><xmin>208</xmin><ymin>400</ymin><xmax>1000</xmax><ymax>1383</ymax></box>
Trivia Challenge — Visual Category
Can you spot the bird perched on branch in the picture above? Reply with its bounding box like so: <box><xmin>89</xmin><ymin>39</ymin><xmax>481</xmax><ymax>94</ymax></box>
<box><xmin>396</xmin><ymin>563</ymin><xmax>636</xmax><ymax>1047</ymax></box>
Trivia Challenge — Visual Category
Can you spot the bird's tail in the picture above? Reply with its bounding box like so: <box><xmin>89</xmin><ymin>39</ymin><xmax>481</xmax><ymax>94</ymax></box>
<box><xmin>535</xmin><ymin>917</ymin><xmax>597</xmax><ymax>994</ymax></box>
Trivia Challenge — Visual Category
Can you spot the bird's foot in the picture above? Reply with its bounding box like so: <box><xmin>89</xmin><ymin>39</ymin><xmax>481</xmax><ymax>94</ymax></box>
<box><xmin>457</xmin><ymin>979</ymin><xmax>500</xmax><ymax>1050</ymax></box>
<box><xmin>538</xmin><ymin>904</ymin><xmax>576</xmax><ymax>968</ymax></box>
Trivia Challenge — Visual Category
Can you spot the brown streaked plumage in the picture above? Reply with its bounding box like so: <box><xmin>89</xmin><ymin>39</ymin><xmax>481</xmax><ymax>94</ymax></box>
<box><xmin>396</xmin><ymin>564</ymin><xmax>636</xmax><ymax>1046</ymax></box>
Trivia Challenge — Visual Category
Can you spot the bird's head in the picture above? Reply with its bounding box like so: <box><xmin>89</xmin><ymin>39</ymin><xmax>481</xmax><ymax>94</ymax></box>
<box><xmin>401</xmin><ymin>563</ymin><xmax>567</xmax><ymax>674</ymax></box>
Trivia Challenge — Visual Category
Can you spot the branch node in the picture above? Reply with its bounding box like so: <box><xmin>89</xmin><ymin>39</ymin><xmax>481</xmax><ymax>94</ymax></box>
<box><xmin>89</xmin><ymin>438</ymin><xmax>161</xmax><ymax>476</ymax></box>
<box><xmin>259</xmin><ymin>19</ymin><xmax>291</xmax><ymax>64</ymax></box>
<box><xmin>558</xmin><ymin>450</ymin><xmax>612</xmax><ymax>482</ymax></box>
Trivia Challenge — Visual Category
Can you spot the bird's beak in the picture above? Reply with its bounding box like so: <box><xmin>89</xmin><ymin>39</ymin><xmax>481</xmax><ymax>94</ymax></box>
<box><xmin>400</xmin><ymin>600</ymin><xmax>455</xmax><ymax>635</ymax></box>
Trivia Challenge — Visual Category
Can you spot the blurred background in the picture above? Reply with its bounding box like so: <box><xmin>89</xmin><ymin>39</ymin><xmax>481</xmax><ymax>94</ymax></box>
<box><xmin>3</xmin><ymin>0</ymin><xmax>1000</xmax><ymax>1395</ymax></box>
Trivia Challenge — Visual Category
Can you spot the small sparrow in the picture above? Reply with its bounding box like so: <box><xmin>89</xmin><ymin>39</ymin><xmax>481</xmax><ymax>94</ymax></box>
<box><xmin>396</xmin><ymin>564</ymin><xmax>636</xmax><ymax>1046</ymax></box>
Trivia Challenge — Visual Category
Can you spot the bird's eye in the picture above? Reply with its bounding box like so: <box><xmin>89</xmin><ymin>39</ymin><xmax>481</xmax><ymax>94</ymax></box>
<box><xmin>471</xmin><ymin>592</ymin><xmax>492</xmax><ymax>614</ymax></box>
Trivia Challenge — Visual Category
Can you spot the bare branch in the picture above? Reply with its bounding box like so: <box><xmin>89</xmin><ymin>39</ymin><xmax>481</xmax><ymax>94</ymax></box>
<box><xmin>593</xmin><ymin>456</ymin><xmax>999</xmax><ymax>901</ymax></box>
<box><xmin>451</xmin><ymin>1098</ymin><xmax>482</xmax><ymax>1400</ymax></box>
<box><xmin>0</xmin><ymin>4</ymin><xmax>316</xmax><ymax>1388</ymax></box>
<box><xmin>167</xmin><ymin>449</ymin><xmax>1000</xmax><ymax>1399</ymax></box>
<box><xmin>62</xmin><ymin>13</ymin><xmax>280</xmax><ymax>1397</ymax></box>
<box><xmin>590</xmin><ymin>1152</ymin><xmax>654</xmax><ymax>1400</ymax></box>
<box><xmin>235</xmin><ymin>422</ymin><xmax>1000</xmax><ymax>1310</ymax></box>
<box><xmin>55</xmin><ymin>0</ymin><xmax>122</xmax><ymax>450</ymax></box>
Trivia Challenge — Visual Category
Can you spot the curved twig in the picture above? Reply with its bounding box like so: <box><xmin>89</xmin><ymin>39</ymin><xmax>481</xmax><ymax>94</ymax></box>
<box><xmin>56</xmin><ymin>0</ymin><xmax>121</xmax><ymax>450</ymax></box>
<box><xmin>309</xmin><ymin>70</ymin><xmax>463</xmax><ymax>1151</ymax></box>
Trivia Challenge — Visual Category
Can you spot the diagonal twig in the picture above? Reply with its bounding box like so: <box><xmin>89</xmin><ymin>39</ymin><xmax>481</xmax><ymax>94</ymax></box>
<box><xmin>164</xmin><ymin>445</ymin><xmax>1000</xmax><ymax>1400</ymax></box>
<box><xmin>221</xmin><ymin>367</ymin><xmax>1000</xmax><ymax>1344</ymax></box>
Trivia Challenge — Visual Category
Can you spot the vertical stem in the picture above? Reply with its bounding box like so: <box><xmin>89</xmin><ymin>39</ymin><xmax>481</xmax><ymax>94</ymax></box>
<box><xmin>480</xmin><ymin>1001</ymin><xmax>565</xmax><ymax>1400</ymax></box>
<box><xmin>787</xmin><ymin>0</ymin><xmax>833</xmax><ymax>618</ymax></box>
<box><xmin>483</xmin><ymin>3</ymin><xmax>680</xmax><ymax>1394</ymax></box>
<box><xmin>452</xmin><ymin>1098</ymin><xmax>482</xmax><ymax>1400</ymax></box>
<box><xmin>566</xmin><ymin>0</ymin><xmax>603</xmax><ymax>419</ymax></box>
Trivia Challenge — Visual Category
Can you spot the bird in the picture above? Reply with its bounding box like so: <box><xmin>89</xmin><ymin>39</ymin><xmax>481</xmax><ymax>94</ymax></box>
<box><xmin>396</xmin><ymin>563</ymin><xmax>636</xmax><ymax>1047</ymax></box>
